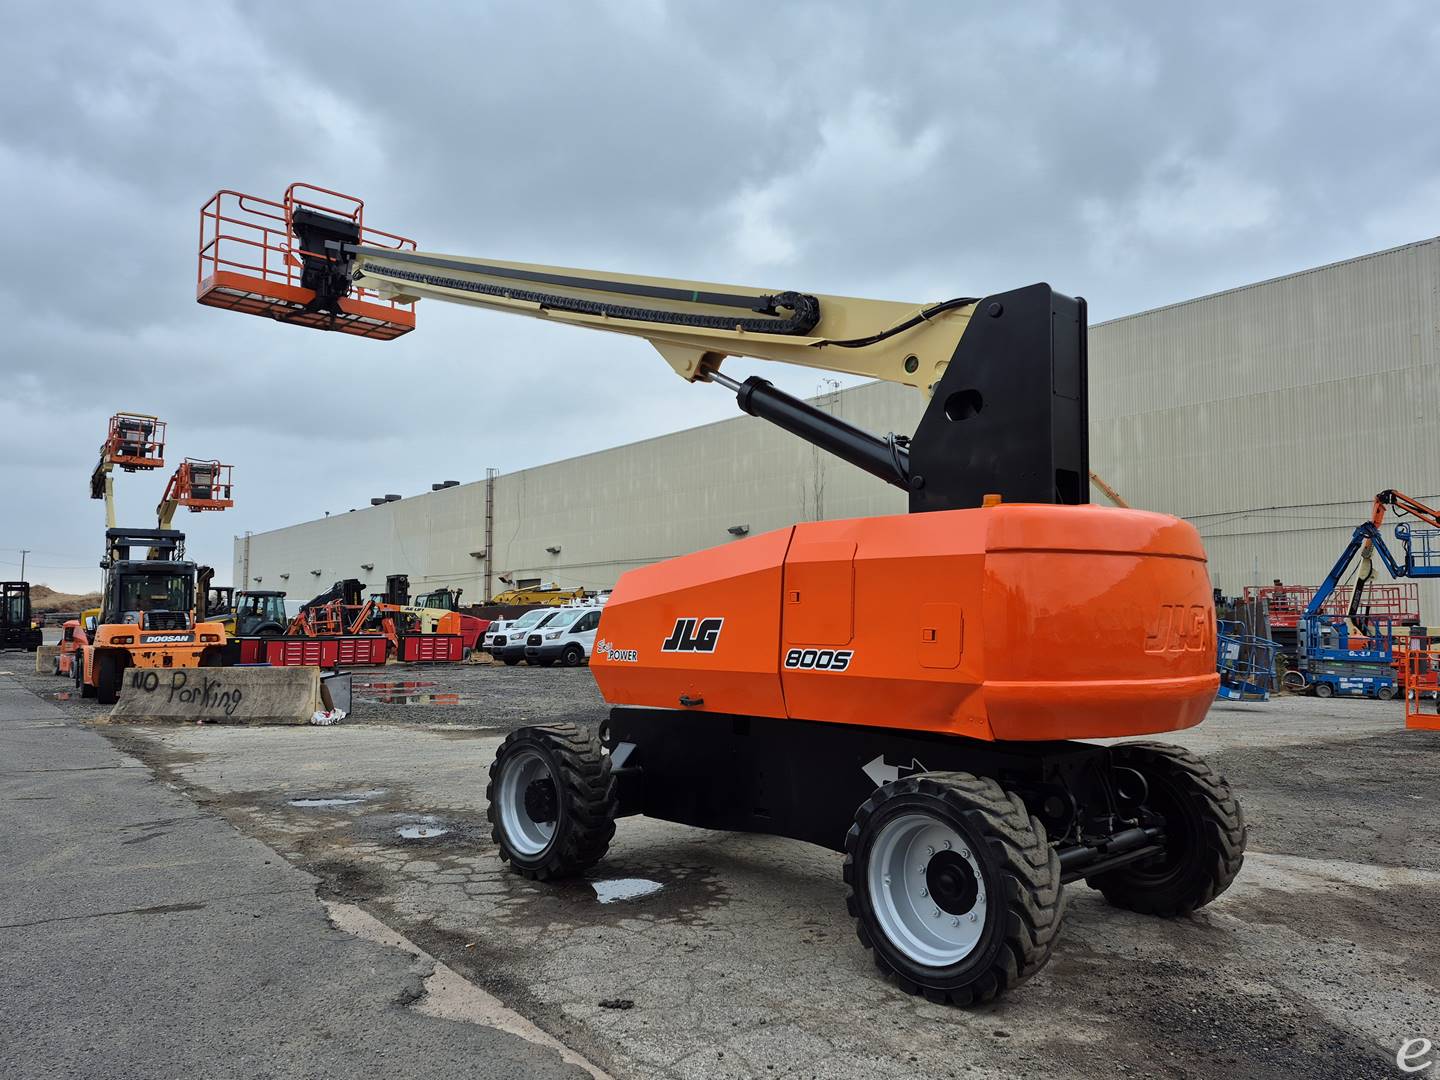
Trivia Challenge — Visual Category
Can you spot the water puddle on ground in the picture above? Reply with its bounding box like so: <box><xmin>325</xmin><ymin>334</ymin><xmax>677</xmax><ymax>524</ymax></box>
<box><xmin>288</xmin><ymin>788</ymin><xmax>388</xmax><ymax>809</ymax></box>
<box><xmin>353</xmin><ymin>680</ymin><xmax>468</xmax><ymax>706</ymax></box>
<box><xmin>590</xmin><ymin>878</ymin><xmax>665</xmax><ymax>904</ymax></box>
<box><xmin>397</xmin><ymin>821</ymin><xmax>452</xmax><ymax>840</ymax></box>
<box><xmin>372</xmin><ymin>692</ymin><xmax>467</xmax><ymax>706</ymax></box>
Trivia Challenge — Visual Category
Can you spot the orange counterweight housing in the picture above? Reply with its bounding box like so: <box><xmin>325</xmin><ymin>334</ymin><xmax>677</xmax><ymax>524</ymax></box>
<box><xmin>197</xmin><ymin>184</ymin><xmax>417</xmax><ymax>340</ymax></box>
<box><xmin>591</xmin><ymin>504</ymin><xmax>1219</xmax><ymax>742</ymax></box>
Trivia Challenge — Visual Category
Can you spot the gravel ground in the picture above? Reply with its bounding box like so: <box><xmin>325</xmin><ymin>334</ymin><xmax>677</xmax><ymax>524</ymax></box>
<box><xmin>6</xmin><ymin>655</ymin><xmax>1440</xmax><ymax>1079</ymax></box>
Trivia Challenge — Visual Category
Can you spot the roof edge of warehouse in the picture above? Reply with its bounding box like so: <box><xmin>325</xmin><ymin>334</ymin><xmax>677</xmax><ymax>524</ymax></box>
<box><xmin>1093</xmin><ymin>233</ymin><xmax>1440</xmax><ymax>329</ymax></box>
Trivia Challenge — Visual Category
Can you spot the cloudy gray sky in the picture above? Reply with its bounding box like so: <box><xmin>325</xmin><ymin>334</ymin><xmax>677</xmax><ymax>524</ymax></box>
<box><xmin>3</xmin><ymin>1</ymin><xmax>1438</xmax><ymax>592</ymax></box>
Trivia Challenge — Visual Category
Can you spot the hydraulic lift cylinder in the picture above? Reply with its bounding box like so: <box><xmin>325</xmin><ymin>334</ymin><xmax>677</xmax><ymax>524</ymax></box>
<box><xmin>718</xmin><ymin>374</ymin><xmax>910</xmax><ymax>490</ymax></box>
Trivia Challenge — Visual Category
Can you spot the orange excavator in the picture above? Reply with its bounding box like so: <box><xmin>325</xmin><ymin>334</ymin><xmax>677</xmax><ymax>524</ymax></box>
<box><xmin>196</xmin><ymin>183</ymin><xmax>1242</xmax><ymax>1004</ymax></box>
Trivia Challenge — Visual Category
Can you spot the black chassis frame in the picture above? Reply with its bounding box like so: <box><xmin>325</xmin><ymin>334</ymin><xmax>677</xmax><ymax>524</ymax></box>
<box><xmin>601</xmin><ymin>708</ymin><xmax>1166</xmax><ymax>885</ymax></box>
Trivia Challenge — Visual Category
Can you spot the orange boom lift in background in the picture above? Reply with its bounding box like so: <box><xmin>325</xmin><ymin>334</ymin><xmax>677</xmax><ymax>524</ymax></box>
<box><xmin>196</xmin><ymin>183</ymin><xmax>1243</xmax><ymax>1004</ymax></box>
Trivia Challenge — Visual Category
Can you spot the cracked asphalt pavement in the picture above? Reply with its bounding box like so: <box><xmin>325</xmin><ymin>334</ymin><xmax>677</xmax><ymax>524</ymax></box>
<box><xmin>4</xmin><ymin>658</ymin><xmax>1439</xmax><ymax>1079</ymax></box>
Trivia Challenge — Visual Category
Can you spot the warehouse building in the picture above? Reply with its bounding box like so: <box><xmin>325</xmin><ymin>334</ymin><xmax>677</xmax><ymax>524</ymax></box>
<box><xmin>237</xmin><ymin>236</ymin><xmax>1440</xmax><ymax>616</ymax></box>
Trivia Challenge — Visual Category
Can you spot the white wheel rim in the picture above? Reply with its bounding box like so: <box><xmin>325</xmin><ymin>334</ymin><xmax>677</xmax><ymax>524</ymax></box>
<box><xmin>497</xmin><ymin>748</ymin><xmax>558</xmax><ymax>856</ymax></box>
<box><xmin>866</xmin><ymin>812</ymin><xmax>987</xmax><ymax>967</ymax></box>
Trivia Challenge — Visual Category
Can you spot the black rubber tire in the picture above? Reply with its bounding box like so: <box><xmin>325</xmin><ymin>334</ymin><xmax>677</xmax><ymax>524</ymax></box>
<box><xmin>1377</xmin><ymin>685</ymin><xmax>1396</xmax><ymax>701</ymax></box>
<box><xmin>1089</xmin><ymin>742</ymin><xmax>1246</xmax><ymax>916</ymax></box>
<box><xmin>561</xmin><ymin>644</ymin><xmax>584</xmax><ymax>668</ymax></box>
<box><xmin>537</xmin><ymin>657</ymin><xmax>555</xmax><ymax>668</ymax></box>
<box><xmin>843</xmin><ymin>772</ymin><xmax>1064</xmax><ymax>1006</ymax></box>
<box><xmin>94</xmin><ymin>652</ymin><xmax>122</xmax><ymax>705</ymax></box>
<box><xmin>1313</xmin><ymin>682</ymin><xmax>1335</xmax><ymax>699</ymax></box>
<box><xmin>76</xmin><ymin>652</ymin><xmax>95</xmax><ymax>698</ymax></box>
<box><xmin>503</xmin><ymin>657</ymin><xmax>521</xmax><ymax>666</ymax></box>
<box><xmin>52</xmin><ymin>654</ymin><xmax>61</xmax><ymax>677</ymax></box>
<box><xmin>486</xmin><ymin>723</ymin><xmax>616</xmax><ymax>881</ymax></box>
<box><xmin>199</xmin><ymin>649</ymin><xmax>222</xmax><ymax>667</ymax></box>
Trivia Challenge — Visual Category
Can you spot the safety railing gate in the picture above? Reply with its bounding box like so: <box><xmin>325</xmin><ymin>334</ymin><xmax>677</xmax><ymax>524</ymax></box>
<box><xmin>1404</xmin><ymin>648</ymin><xmax>1440</xmax><ymax>730</ymax></box>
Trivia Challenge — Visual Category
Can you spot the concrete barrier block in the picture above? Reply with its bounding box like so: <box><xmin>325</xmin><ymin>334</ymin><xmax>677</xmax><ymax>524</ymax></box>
<box><xmin>35</xmin><ymin>645</ymin><xmax>59</xmax><ymax>674</ymax></box>
<box><xmin>107</xmin><ymin>666</ymin><xmax>321</xmax><ymax>725</ymax></box>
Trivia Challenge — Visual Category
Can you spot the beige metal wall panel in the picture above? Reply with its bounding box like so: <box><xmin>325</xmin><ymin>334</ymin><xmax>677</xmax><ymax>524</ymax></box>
<box><xmin>239</xmin><ymin>236</ymin><xmax>1440</xmax><ymax>625</ymax></box>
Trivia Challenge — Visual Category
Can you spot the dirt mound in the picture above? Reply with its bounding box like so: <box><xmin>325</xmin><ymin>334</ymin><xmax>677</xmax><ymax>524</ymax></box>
<box><xmin>29</xmin><ymin>584</ymin><xmax>103</xmax><ymax>614</ymax></box>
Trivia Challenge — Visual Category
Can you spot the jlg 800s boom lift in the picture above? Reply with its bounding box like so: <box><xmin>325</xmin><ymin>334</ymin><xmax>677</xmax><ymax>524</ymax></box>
<box><xmin>197</xmin><ymin>184</ymin><xmax>1244</xmax><ymax>1004</ymax></box>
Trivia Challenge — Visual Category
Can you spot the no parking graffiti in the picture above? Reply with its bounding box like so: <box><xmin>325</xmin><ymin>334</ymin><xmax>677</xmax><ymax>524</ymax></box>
<box><xmin>108</xmin><ymin>665</ymin><xmax>322</xmax><ymax>725</ymax></box>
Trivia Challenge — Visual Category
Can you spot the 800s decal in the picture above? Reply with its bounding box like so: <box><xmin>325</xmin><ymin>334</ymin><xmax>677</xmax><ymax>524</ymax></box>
<box><xmin>784</xmin><ymin>648</ymin><xmax>853</xmax><ymax>671</ymax></box>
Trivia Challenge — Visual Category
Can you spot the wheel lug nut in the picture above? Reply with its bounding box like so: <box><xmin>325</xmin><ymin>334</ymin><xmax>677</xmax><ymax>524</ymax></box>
<box><xmin>882</xmin><ymin>875</ymin><xmax>891</xmax><ymax>887</ymax></box>
<box><xmin>920</xmin><ymin>887</ymin><xmax>928</xmax><ymax>897</ymax></box>
<box><xmin>926</xmin><ymin>846</ymin><xmax>935</xmax><ymax>856</ymax></box>
<box><xmin>959</xmin><ymin>848</ymin><xmax>969</xmax><ymax>858</ymax></box>
<box><xmin>951</xmin><ymin>917</ymin><xmax>960</xmax><ymax>926</ymax></box>
<box><xmin>932</xmin><ymin>908</ymin><xmax>941</xmax><ymax>918</ymax></box>
<box><xmin>968</xmin><ymin>912</ymin><xmax>978</xmax><ymax>922</ymax></box>
<box><xmin>942</xmin><ymin>840</ymin><xmax>951</xmax><ymax>850</ymax></box>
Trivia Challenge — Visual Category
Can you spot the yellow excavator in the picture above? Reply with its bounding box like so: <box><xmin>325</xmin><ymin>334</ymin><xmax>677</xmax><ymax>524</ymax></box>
<box><xmin>489</xmin><ymin>583</ymin><xmax>589</xmax><ymax>606</ymax></box>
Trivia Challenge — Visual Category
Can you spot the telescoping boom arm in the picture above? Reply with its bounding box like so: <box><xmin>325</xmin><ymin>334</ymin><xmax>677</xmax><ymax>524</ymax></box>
<box><xmin>199</xmin><ymin>184</ymin><xmax>1090</xmax><ymax>511</ymax></box>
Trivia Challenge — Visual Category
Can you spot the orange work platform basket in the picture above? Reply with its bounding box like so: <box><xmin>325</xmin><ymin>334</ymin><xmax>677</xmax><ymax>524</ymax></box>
<box><xmin>165</xmin><ymin>459</ymin><xmax>234</xmax><ymax>512</ymax></box>
<box><xmin>104</xmin><ymin>413</ymin><xmax>166</xmax><ymax>471</ymax></box>
<box><xmin>197</xmin><ymin>184</ymin><xmax>416</xmax><ymax>340</ymax></box>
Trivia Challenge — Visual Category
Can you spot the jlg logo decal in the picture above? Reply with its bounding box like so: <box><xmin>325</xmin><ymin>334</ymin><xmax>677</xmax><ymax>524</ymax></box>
<box><xmin>661</xmin><ymin>617</ymin><xmax>723</xmax><ymax>653</ymax></box>
<box><xmin>1143</xmin><ymin>605</ymin><xmax>1211</xmax><ymax>654</ymax></box>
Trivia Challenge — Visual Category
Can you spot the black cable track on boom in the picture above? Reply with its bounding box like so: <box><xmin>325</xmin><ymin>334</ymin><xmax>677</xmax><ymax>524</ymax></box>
<box><xmin>356</xmin><ymin>261</ymin><xmax>822</xmax><ymax>336</ymax></box>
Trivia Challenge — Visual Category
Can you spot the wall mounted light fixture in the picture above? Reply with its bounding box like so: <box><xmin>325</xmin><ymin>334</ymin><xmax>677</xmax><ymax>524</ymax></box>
<box><xmin>727</xmin><ymin>524</ymin><xmax>751</xmax><ymax>536</ymax></box>
<box><xmin>361</xmin><ymin>562</ymin><xmax>375</xmax><ymax>571</ymax></box>
<box><xmin>545</xmin><ymin>545</ymin><xmax>562</xmax><ymax>555</ymax></box>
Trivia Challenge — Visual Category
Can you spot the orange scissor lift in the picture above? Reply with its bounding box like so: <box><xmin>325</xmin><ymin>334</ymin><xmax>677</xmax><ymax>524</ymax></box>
<box><xmin>194</xmin><ymin>183</ymin><xmax>1245</xmax><ymax>1006</ymax></box>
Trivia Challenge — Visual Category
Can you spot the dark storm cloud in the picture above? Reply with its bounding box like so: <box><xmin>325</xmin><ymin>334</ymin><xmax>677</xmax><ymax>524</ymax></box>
<box><xmin>2</xmin><ymin>1</ymin><xmax>1438</xmax><ymax>589</ymax></box>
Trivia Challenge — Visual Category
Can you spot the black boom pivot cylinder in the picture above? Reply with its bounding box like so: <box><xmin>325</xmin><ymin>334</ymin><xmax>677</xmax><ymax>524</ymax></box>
<box><xmin>732</xmin><ymin>376</ymin><xmax>910</xmax><ymax>490</ymax></box>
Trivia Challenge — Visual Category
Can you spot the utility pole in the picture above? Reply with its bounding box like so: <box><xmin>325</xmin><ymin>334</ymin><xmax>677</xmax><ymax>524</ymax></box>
<box><xmin>19</xmin><ymin>549</ymin><xmax>29</xmax><ymax>580</ymax></box>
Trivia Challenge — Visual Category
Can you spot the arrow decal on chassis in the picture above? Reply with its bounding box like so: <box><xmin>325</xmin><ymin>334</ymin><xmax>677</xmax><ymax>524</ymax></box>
<box><xmin>862</xmin><ymin>755</ymin><xmax>929</xmax><ymax>787</ymax></box>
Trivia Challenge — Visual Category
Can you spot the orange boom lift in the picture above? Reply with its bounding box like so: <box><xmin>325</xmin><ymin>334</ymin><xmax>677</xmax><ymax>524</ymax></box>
<box><xmin>196</xmin><ymin>184</ymin><xmax>1243</xmax><ymax>1005</ymax></box>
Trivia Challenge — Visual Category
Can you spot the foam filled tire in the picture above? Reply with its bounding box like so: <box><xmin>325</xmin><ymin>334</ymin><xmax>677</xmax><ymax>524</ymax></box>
<box><xmin>1377</xmin><ymin>685</ymin><xmax>1396</xmax><ymax>701</ymax></box>
<box><xmin>199</xmin><ymin>648</ymin><xmax>223</xmax><ymax>667</ymax></box>
<box><xmin>1089</xmin><ymin>741</ymin><xmax>1246</xmax><ymax>916</ymax></box>
<box><xmin>843</xmin><ymin>771</ymin><xmax>1064</xmax><ymax>1006</ymax></box>
<box><xmin>487</xmin><ymin>723</ymin><xmax>616</xmax><ymax>881</ymax></box>
<box><xmin>561</xmin><ymin>644</ymin><xmax>584</xmax><ymax>667</ymax></box>
<box><xmin>1313</xmin><ymin>682</ymin><xmax>1335</xmax><ymax>698</ymax></box>
<box><xmin>94</xmin><ymin>652</ymin><xmax>122</xmax><ymax>705</ymax></box>
<box><xmin>52</xmin><ymin>653</ymin><xmax>61</xmax><ymax>677</ymax></box>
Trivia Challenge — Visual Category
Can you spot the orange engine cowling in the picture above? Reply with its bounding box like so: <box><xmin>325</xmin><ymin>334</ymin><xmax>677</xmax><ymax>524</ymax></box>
<box><xmin>590</xmin><ymin>504</ymin><xmax>1218</xmax><ymax>742</ymax></box>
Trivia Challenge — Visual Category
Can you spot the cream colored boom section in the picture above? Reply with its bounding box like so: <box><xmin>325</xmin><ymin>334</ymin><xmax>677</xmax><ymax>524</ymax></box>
<box><xmin>352</xmin><ymin>250</ymin><xmax>976</xmax><ymax>392</ymax></box>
